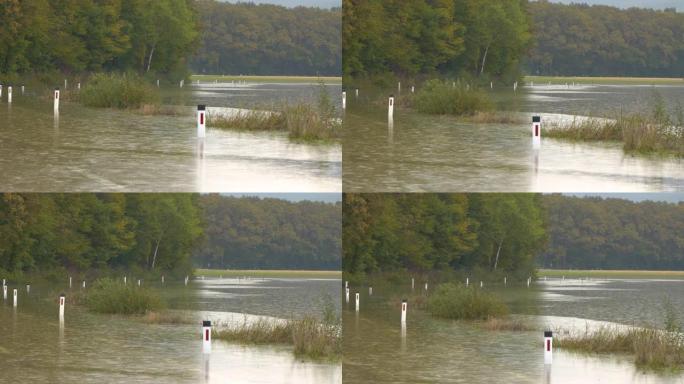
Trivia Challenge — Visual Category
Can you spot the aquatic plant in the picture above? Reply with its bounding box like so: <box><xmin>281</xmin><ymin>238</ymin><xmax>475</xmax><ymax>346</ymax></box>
<box><xmin>80</xmin><ymin>73</ymin><xmax>159</xmax><ymax>109</ymax></box>
<box><xmin>412</xmin><ymin>79</ymin><xmax>493</xmax><ymax>116</ymax></box>
<box><xmin>84</xmin><ymin>278</ymin><xmax>164</xmax><ymax>315</ymax></box>
<box><xmin>426</xmin><ymin>282</ymin><xmax>508</xmax><ymax>320</ymax></box>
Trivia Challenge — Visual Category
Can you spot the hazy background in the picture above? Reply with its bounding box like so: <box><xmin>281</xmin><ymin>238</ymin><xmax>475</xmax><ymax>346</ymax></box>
<box><xmin>219</xmin><ymin>0</ymin><xmax>340</xmax><ymax>8</ymax></box>
<box><xmin>546</xmin><ymin>0</ymin><xmax>681</xmax><ymax>10</ymax></box>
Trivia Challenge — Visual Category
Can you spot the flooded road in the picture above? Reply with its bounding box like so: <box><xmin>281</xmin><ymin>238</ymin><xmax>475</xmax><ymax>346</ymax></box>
<box><xmin>343</xmin><ymin>84</ymin><xmax>684</xmax><ymax>192</ymax></box>
<box><xmin>0</xmin><ymin>81</ymin><xmax>341</xmax><ymax>192</ymax></box>
<box><xmin>0</xmin><ymin>276</ymin><xmax>341</xmax><ymax>384</ymax></box>
<box><xmin>342</xmin><ymin>278</ymin><xmax>684</xmax><ymax>383</ymax></box>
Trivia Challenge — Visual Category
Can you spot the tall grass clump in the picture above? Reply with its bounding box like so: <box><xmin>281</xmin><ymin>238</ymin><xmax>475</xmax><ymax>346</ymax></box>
<box><xmin>413</xmin><ymin>79</ymin><xmax>493</xmax><ymax>116</ymax></box>
<box><xmin>84</xmin><ymin>278</ymin><xmax>164</xmax><ymax>314</ymax></box>
<box><xmin>427</xmin><ymin>282</ymin><xmax>508</xmax><ymax>320</ymax></box>
<box><xmin>80</xmin><ymin>73</ymin><xmax>159</xmax><ymax>109</ymax></box>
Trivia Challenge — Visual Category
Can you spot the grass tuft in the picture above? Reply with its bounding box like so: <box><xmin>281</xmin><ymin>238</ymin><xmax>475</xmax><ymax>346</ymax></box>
<box><xmin>427</xmin><ymin>282</ymin><xmax>508</xmax><ymax>320</ymax></box>
<box><xmin>413</xmin><ymin>79</ymin><xmax>493</xmax><ymax>116</ymax></box>
<box><xmin>80</xmin><ymin>73</ymin><xmax>159</xmax><ymax>109</ymax></box>
<box><xmin>84</xmin><ymin>278</ymin><xmax>164</xmax><ymax>315</ymax></box>
<box><xmin>479</xmin><ymin>317</ymin><xmax>536</xmax><ymax>332</ymax></box>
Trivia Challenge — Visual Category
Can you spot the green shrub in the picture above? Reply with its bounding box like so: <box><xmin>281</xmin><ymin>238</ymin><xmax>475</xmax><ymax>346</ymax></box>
<box><xmin>413</xmin><ymin>79</ymin><xmax>492</xmax><ymax>116</ymax></box>
<box><xmin>80</xmin><ymin>73</ymin><xmax>159</xmax><ymax>109</ymax></box>
<box><xmin>85</xmin><ymin>278</ymin><xmax>164</xmax><ymax>314</ymax></box>
<box><xmin>427</xmin><ymin>282</ymin><xmax>508</xmax><ymax>320</ymax></box>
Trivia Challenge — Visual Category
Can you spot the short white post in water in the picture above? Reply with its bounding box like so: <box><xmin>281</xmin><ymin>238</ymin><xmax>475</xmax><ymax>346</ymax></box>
<box><xmin>21</xmin><ymin>85</ymin><xmax>24</xmax><ymax>95</ymax></box>
<box><xmin>388</xmin><ymin>95</ymin><xmax>394</xmax><ymax>119</ymax></box>
<box><xmin>424</xmin><ymin>282</ymin><xmax>428</xmax><ymax>291</ymax></box>
<box><xmin>342</xmin><ymin>91</ymin><xmax>346</xmax><ymax>110</ymax></box>
<box><xmin>82</xmin><ymin>280</ymin><xmax>86</xmax><ymax>289</ymax></box>
<box><xmin>466</xmin><ymin>277</ymin><xmax>469</xmax><ymax>287</ymax></box>
<box><xmin>77</xmin><ymin>82</ymin><xmax>81</xmax><ymax>90</ymax></box>
<box><xmin>532</xmin><ymin>116</ymin><xmax>541</xmax><ymax>149</ymax></box>
<box><xmin>355</xmin><ymin>89</ymin><xmax>359</xmax><ymax>98</ymax></box>
<box><xmin>64</xmin><ymin>79</ymin><xmax>67</xmax><ymax>89</ymax></box>
<box><xmin>26</xmin><ymin>284</ymin><xmax>30</xmax><ymax>293</ymax></box>
<box><xmin>161</xmin><ymin>275</ymin><xmax>165</xmax><ymax>284</ymax></box>
<box><xmin>202</xmin><ymin>320</ymin><xmax>212</xmax><ymax>353</ymax></box>
<box><xmin>504</xmin><ymin>276</ymin><xmax>507</xmax><ymax>286</ymax></box>
<box><xmin>69</xmin><ymin>276</ymin><xmax>72</xmax><ymax>288</ymax></box>
<box><xmin>54</xmin><ymin>88</ymin><xmax>60</xmax><ymax>113</ymax></box>
<box><xmin>401</xmin><ymin>299</ymin><xmax>407</xmax><ymax>324</ymax></box>
<box><xmin>411</xmin><ymin>277</ymin><xmax>414</xmax><ymax>290</ymax></box>
<box><xmin>490</xmin><ymin>81</ymin><xmax>493</xmax><ymax>89</ymax></box>
<box><xmin>157</xmin><ymin>79</ymin><xmax>160</xmax><ymax>87</ymax></box>
<box><xmin>369</xmin><ymin>286</ymin><xmax>373</xmax><ymax>295</ymax></box>
<box><xmin>59</xmin><ymin>293</ymin><xmax>65</xmax><ymax>318</ymax></box>
<box><xmin>345</xmin><ymin>287</ymin><xmax>349</xmax><ymax>303</ymax></box>
<box><xmin>544</xmin><ymin>331</ymin><xmax>553</xmax><ymax>364</ymax></box>
<box><xmin>13</xmin><ymin>289</ymin><xmax>17</xmax><ymax>307</ymax></box>
<box><xmin>411</xmin><ymin>85</ymin><xmax>415</xmax><ymax>93</ymax></box>
<box><xmin>398</xmin><ymin>82</ymin><xmax>401</xmax><ymax>93</ymax></box>
<box><xmin>0</xmin><ymin>84</ymin><xmax>3</xmax><ymax>97</ymax></box>
<box><xmin>138</xmin><ymin>279</ymin><xmax>141</xmax><ymax>287</ymax></box>
<box><xmin>345</xmin><ymin>281</ymin><xmax>348</xmax><ymax>289</ymax></box>
<box><xmin>197</xmin><ymin>105</ymin><xmax>206</xmax><ymax>138</ymax></box>
<box><xmin>124</xmin><ymin>276</ymin><xmax>127</xmax><ymax>285</ymax></box>
<box><xmin>185</xmin><ymin>276</ymin><xmax>189</xmax><ymax>286</ymax></box>
<box><xmin>527</xmin><ymin>277</ymin><xmax>531</xmax><ymax>287</ymax></box>
<box><xmin>7</xmin><ymin>86</ymin><xmax>12</xmax><ymax>103</ymax></box>
<box><xmin>3</xmin><ymin>285</ymin><xmax>7</xmax><ymax>300</ymax></box>
<box><xmin>480</xmin><ymin>281</ymin><xmax>483</xmax><ymax>288</ymax></box>
<box><xmin>355</xmin><ymin>293</ymin><xmax>360</xmax><ymax>311</ymax></box>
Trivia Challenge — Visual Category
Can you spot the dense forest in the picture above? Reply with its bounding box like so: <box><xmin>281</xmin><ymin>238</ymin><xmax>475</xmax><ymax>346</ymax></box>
<box><xmin>526</xmin><ymin>1</ymin><xmax>684</xmax><ymax>77</ymax></box>
<box><xmin>343</xmin><ymin>0</ymin><xmax>532</xmax><ymax>81</ymax></box>
<box><xmin>193</xmin><ymin>195</ymin><xmax>341</xmax><ymax>270</ymax></box>
<box><xmin>343</xmin><ymin>0</ymin><xmax>684</xmax><ymax>80</ymax></box>
<box><xmin>190</xmin><ymin>1</ymin><xmax>341</xmax><ymax>76</ymax></box>
<box><xmin>0</xmin><ymin>0</ymin><xmax>198</xmax><ymax>78</ymax></box>
<box><xmin>0</xmin><ymin>194</ymin><xmax>341</xmax><ymax>278</ymax></box>
<box><xmin>542</xmin><ymin>195</ymin><xmax>684</xmax><ymax>270</ymax></box>
<box><xmin>343</xmin><ymin>194</ymin><xmax>547</xmax><ymax>278</ymax></box>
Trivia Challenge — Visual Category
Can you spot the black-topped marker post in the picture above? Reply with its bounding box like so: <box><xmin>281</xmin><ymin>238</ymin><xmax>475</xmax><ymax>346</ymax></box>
<box><xmin>54</xmin><ymin>88</ymin><xmax>60</xmax><ymax>113</ymax></box>
<box><xmin>202</xmin><ymin>320</ymin><xmax>212</xmax><ymax>353</ymax></box>
<box><xmin>197</xmin><ymin>105</ymin><xmax>206</xmax><ymax>138</ymax></box>
<box><xmin>544</xmin><ymin>331</ymin><xmax>553</xmax><ymax>364</ymax></box>
<box><xmin>532</xmin><ymin>116</ymin><xmax>541</xmax><ymax>149</ymax></box>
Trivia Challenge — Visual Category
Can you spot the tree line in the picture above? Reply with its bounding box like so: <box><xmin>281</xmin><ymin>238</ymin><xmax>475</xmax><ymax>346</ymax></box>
<box><xmin>526</xmin><ymin>1</ymin><xmax>684</xmax><ymax>77</ymax></box>
<box><xmin>343</xmin><ymin>0</ymin><xmax>683</xmax><ymax>80</ymax></box>
<box><xmin>343</xmin><ymin>194</ymin><xmax>547</xmax><ymax>279</ymax></box>
<box><xmin>0</xmin><ymin>0</ymin><xmax>199</xmax><ymax>78</ymax></box>
<box><xmin>343</xmin><ymin>0</ymin><xmax>532</xmax><ymax>82</ymax></box>
<box><xmin>542</xmin><ymin>195</ymin><xmax>684</xmax><ymax>270</ymax></box>
<box><xmin>190</xmin><ymin>1</ymin><xmax>341</xmax><ymax>76</ymax></box>
<box><xmin>193</xmin><ymin>195</ymin><xmax>341</xmax><ymax>270</ymax></box>
<box><xmin>0</xmin><ymin>194</ymin><xmax>341</xmax><ymax>278</ymax></box>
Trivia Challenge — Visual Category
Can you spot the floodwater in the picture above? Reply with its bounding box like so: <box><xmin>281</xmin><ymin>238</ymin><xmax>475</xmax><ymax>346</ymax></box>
<box><xmin>0</xmin><ymin>82</ymin><xmax>341</xmax><ymax>192</ymax></box>
<box><xmin>343</xmin><ymin>277</ymin><xmax>684</xmax><ymax>383</ymax></box>
<box><xmin>343</xmin><ymin>84</ymin><xmax>684</xmax><ymax>192</ymax></box>
<box><xmin>0</xmin><ymin>276</ymin><xmax>341</xmax><ymax>383</ymax></box>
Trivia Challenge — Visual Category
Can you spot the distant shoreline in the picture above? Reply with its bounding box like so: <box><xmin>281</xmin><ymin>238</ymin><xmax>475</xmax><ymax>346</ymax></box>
<box><xmin>190</xmin><ymin>74</ymin><xmax>342</xmax><ymax>84</ymax></box>
<box><xmin>195</xmin><ymin>268</ymin><xmax>341</xmax><ymax>278</ymax></box>
<box><xmin>538</xmin><ymin>269</ymin><xmax>684</xmax><ymax>279</ymax></box>
<box><xmin>525</xmin><ymin>75</ymin><xmax>684</xmax><ymax>85</ymax></box>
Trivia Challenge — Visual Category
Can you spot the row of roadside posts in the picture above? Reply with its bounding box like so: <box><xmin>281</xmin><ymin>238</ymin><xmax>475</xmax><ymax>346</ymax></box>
<box><xmin>344</xmin><ymin>278</ymin><xmax>554</xmax><ymax>365</ymax></box>
<box><xmin>3</xmin><ymin>275</ymin><xmax>214</xmax><ymax>355</ymax></box>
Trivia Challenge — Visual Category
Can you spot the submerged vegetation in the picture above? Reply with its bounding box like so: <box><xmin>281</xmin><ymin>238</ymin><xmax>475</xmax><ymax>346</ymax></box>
<box><xmin>84</xmin><ymin>278</ymin><xmax>164</xmax><ymax>315</ymax></box>
<box><xmin>80</xmin><ymin>73</ymin><xmax>159</xmax><ymax>109</ymax></box>
<box><xmin>544</xmin><ymin>92</ymin><xmax>684</xmax><ymax>156</ymax></box>
<box><xmin>413</xmin><ymin>80</ymin><xmax>493</xmax><ymax>116</ymax></box>
<box><xmin>214</xmin><ymin>296</ymin><xmax>341</xmax><ymax>360</ymax></box>
<box><xmin>208</xmin><ymin>82</ymin><xmax>341</xmax><ymax>141</ymax></box>
<box><xmin>427</xmin><ymin>283</ymin><xmax>508</xmax><ymax>320</ymax></box>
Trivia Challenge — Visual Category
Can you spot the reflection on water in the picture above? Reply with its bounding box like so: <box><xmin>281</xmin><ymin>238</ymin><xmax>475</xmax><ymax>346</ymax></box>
<box><xmin>0</xmin><ymin>277</ymin><xmax>340</xmax><ymax>383</ymax></box>
<box><xmin>0</xmin><ymin>82</ymin><xmax>341</xmax><ymax>192</ymax></box>
<box><xmin>343</xmin><ymin>84</ymin><xmax>684</xmax><ymax>192</ymax></box>
<box><xmin>342</xmin><ymin>278</ymin><xmax>684</xmax><ymax>383</ymax></box>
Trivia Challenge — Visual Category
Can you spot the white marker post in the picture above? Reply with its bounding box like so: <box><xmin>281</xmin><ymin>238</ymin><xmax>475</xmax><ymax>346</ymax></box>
<box><xmin>3</xmin><ymin>285</ymin><xmax>7</xmax><ymax>300</ymax></box>
<box><xmin>532</xmin><ymin>116</ymin><xmax>541</xmax><ymax>149</ymax></box>
<box><xmin>466</xmin><ymin>277</ymin><xmax>469</xmax><ymax>287</ymax></box>
<box><xmin>424</xmin><ymin>282</ymin><xmax>428</xmax><ymax>291</ymax></box>
<box><xmin>21</xmin><ymin>85</ymin><xmax>24</xmax><ymax>95</ymax></box>
<box><xmin>82</xmin><ymin>280</ymin><xmax>86</xmax><ymax>289</ymax></box>
<box><xmin>157</xmin><ymin>79</ymin><xmax>160</xmax><ymax>88</ymax></box>
<box><xmin>54</xmin><ymin>88</ymin><xmax>60</xmax><ymax>113</ymax></box>
<box><xmin>345</xmin><ymin>287</ymin><xmax>349</xmax><ymax>303</ymax></box>
<box><xmin>345</xmin><ymin>281</ymin><xmax>348</xmax><ymax>289</ymax></box>
<box><xmin>138</xmin><ymin>279</ymin><xmax>141</xmax><ymax>287</ymax></box>
<box><xmin>398</xmin><ymin>82</ymin><xmax>401</xmax><ymax>93</ymax></box>
<box><xmin>0</xmin><ymin>84</ymin><xmax>3</xmax><ymax>98</ymax></box>
<box><xmin>202</xmin><ymin>320</ymin><xmax>212</xmax><ymax>353</ymax></box>
<box><xmin>401</xmin><ymin>299</ymin><xmax>407</xmax><ymax>324</ymax></box>
<box><xmin>491</xmin><ymin>81</ymin><xmax>493</xmax><ymax>89</ymax></box>
<box><xmin>162</xmin><ymin>275</ymin><xmax>165</xmax><ymax>284</ymax></box>
<box><xmin>480</xmin><ymin>281</ymin><xmax>483</xmax><ymax>288</ymax></box>
<box><xmin>197</xmin><ymin>105</ymin><xmax>206</xmax><ymax>138</ymax></box>
<box><xmin>59</xmin><ymin>293</ymin><xmax>65</xmax><ymax>319</ymax></box>
<box><xmin>64</xmin><ymin>79</ymin><xmax>67</xmax><ymax>90</ymax></box>
<box><xmin>13</xmin><ymin>289</ymin><xmax>17</xmax><ymax>307</ymax></box>
<box><xmin>388</xmin><ymin>95</ymin><xmax>394</xmax><ymax>119</ymax></box>
<box><xmin>7</xmin><ymin>86</ymin><xmax>12</xmax><ymax>103</ymax></box>
<box><xmin>124</xmin><ymin>276</ymin><xmax>127</xmax><ymax>285</ymax></box>
<box><xmin>185</xmin><ymin>276</ymin><xmax>189</xmax><ymax>286</ymax></box>
<box><xmin>544</xmin><ymin>331</ymin><xmax>553</xmax><ymax>364</ymax></box>
<box><xmin>355</xmin><ymin>293</ymin><xmax>360</xmax><ymax>312</ymax></box>
<box><xmin>26</xmin><ymin>284</ymin><xmax>30</xmax><ymax>293</ymax></box>
<box><xmin>355</xmin><ymin>89</ymin><xmax>359</xmax><ymax>98</ymax></box>
<box><xmin>77</xmin><ymin>82</ymin><xmax>81</xmax><ymax>90</ymax></box>
<box><xmin>411</xmin><ymin>86</ymin><xmax>415</xmax><ymax>94</ymax></box>
<box><xmin>369</xmin><ymin>286</ymin><xmax>373</xmax><ymax>296</ymax></box>
<box><xmin>504</xmin><ymin>276</ymin><xmax>507</xmax><ymax>286</ymax></box>
<box><xmin>342</xmin><ymin>91</ymin><xmax>346</xmax><ymax>110</ymax></box>
<box><xmin>69</xmin><ymin>276</ymin><xmax>72</xmax><ymax>288</ymax></box>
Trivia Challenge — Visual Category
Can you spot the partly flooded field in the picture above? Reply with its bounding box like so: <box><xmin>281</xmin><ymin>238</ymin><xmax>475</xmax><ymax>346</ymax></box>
<box><xmin>0</xmin><ymin>276</ymin><xmax>341</xmax><ymax>383</ymax></box>
<box><xmin>343</xmin><ymin>277</ymin><xmax>684</xmax><ymax>383</ymax></box>
<box><xmin>0</xmin><ymin>81</ymin><xmax>341</xmax><ymax>192</ymax></box>
<box><xmin>343</xmin><ymin>84</ymin><xmax>684</xmax><ymax>192</ymax></box>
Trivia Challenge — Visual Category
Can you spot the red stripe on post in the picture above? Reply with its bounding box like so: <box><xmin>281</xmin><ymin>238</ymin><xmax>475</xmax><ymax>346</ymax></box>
<box><xmin>200</xmin><ymin>113</ymin><xmax>204</xmax><ymax>125</ymax></box>
<box><xmin>535</xmin><ymin>126</ymin><xmax>539</xmax><ymax>137</ymax></box>
<box><xmin>205</xmin><ymin>329</ymin><xmax>209</xmax><ymax>341</ymax></box>
<box><xmin>546</xmin><ymin>339</ymin><xmax>550</xmax><ymax>351</ymax></box>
